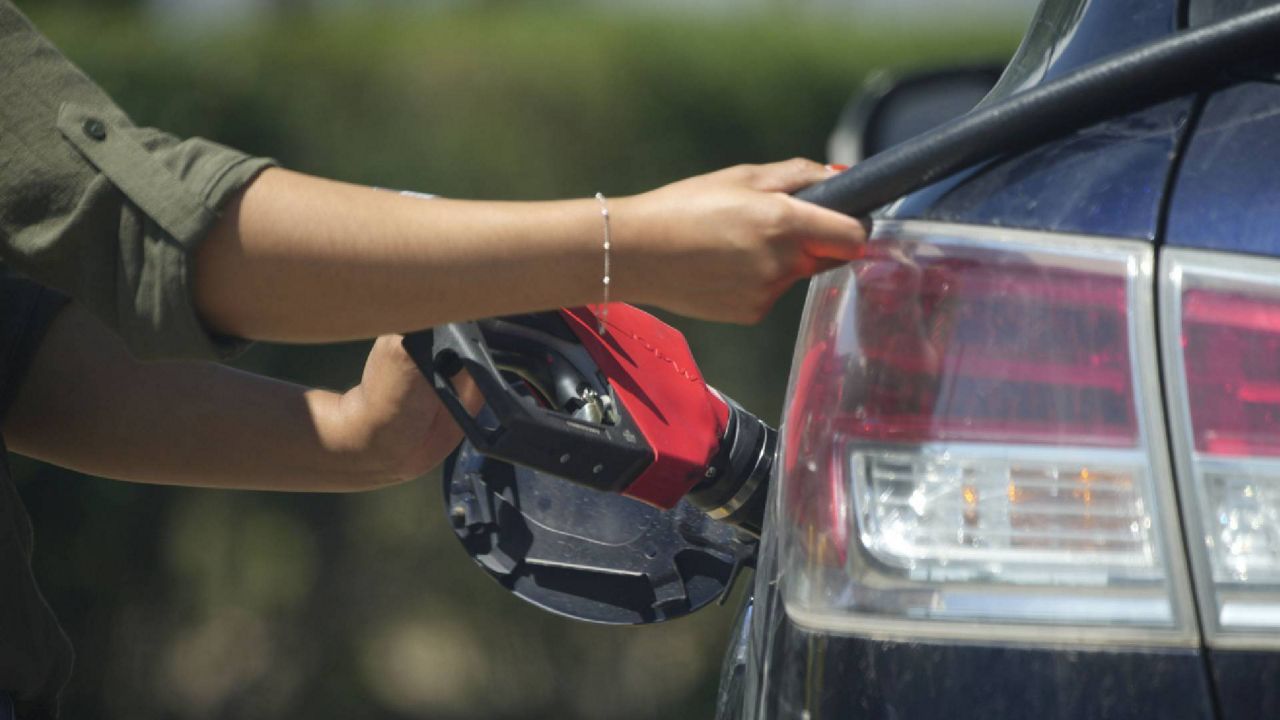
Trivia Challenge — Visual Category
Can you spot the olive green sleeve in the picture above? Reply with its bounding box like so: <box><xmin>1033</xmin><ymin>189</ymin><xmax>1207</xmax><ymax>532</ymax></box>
<box><xmin>0</xmin><ymin>2</ymin><xmax>277</xmax><ymax>360</ymax></box>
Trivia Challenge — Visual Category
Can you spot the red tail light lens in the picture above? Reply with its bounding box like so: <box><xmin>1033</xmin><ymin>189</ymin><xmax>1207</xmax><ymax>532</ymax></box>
<box><xmin>1182</xmin><ymin>289</ymin><xmax>1280</xmax><ymax>457</ymax></box>
<box><xmin>850</xmin><ymin>244</ymin><xmax>1137</xmax><ymax>446</ymax></box>
<box><xmin>1163</xmin><ymin>249</ymin><xmax>1280</xmax><ymax>646</ymax></box>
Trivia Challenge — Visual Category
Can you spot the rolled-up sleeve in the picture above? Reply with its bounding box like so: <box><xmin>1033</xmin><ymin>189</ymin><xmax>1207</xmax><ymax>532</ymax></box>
<box><xmin>0</xmin><ymin>1</ymin><xmax>276</xmax><ymax>360</ymax></box>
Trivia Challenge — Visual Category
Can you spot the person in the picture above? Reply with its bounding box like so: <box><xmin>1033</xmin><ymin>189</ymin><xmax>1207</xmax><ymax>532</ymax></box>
<box><xmin>0</xmin><ymin>2</ymin><xmax>867</xmax><ymax>718</ymax></box>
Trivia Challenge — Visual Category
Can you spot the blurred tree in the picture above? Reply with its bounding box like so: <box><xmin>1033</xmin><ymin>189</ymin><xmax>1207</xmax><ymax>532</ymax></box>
<box><xmin>267</xmin><ymin>0</ymin><xmax>315</xmax><ymax>15</ymax></box>
<box><xmin>15</xmin><ymin>0</ymin><xmax>140</xmax><ymax>8</ymax></box>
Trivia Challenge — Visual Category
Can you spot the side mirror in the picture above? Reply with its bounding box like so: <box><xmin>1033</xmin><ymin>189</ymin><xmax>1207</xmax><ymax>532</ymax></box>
<box><xmin>828</xmin><ymin>65</ymin><xmax>1006</xmax><ymax>165</ymax></box>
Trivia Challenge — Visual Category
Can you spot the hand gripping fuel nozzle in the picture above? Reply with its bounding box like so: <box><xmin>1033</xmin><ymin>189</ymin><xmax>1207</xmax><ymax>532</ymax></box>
<box><xmin>401</xmin><ymin>304</ymin><xmax>774</xmax><ymax>624</ymax></box>
<box><xmin>404</xmin><ymin>303</ymin><xmax>775</xmax><ymax>535</ymax></box>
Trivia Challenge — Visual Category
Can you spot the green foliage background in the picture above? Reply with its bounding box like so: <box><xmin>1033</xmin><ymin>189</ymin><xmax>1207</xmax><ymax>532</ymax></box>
<box><xmin>13</xmin><ymin>3</ymin><xmax>1019</xmax><ymax>718</ymax></box>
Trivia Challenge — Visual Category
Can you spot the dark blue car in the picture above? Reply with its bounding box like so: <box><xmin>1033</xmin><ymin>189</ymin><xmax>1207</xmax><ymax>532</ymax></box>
<box><xmin>720</xmin><ymin>0</ymin><xmax>1280</xmax><ymax>717</ymax></box>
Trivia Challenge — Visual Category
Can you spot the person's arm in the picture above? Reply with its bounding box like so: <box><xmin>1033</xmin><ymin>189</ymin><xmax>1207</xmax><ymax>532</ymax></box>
<box><xmin>2</xmin><ymin>302</ymin><xmax>474</xmax><ymax>491</ymax></box>
<box><xmin>195</xmin><ymin>161</ymin><xmax>865</xmax><ymax>343</ymax></box>
<box><xmin>1</xmin><ymin>0</ymin><xmax>864</xmax><ymax>361</ymax></box>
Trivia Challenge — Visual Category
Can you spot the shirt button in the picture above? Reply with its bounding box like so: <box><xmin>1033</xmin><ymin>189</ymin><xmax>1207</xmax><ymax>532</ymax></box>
<box><xmin>82</xmin><ymin>118</ymin><xmax>107</xmax><ymax>141</ymax></box>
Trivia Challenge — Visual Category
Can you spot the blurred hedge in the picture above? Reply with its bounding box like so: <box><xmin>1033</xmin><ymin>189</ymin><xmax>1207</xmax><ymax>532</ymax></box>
<box><xmin>15</xmin><ymin>4</ymin><xmax>1020</xmax><ymax>719</ymax></box>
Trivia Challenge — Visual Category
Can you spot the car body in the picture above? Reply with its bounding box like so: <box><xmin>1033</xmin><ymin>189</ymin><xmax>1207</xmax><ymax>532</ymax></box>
<box><xmin>718</xmin><ymin>0</ymin><xmax>1280</xmax><ymax>717</ymax></box>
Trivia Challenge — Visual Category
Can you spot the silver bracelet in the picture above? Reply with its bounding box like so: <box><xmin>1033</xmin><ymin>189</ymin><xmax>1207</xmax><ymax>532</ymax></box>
<box><xmin>594</xmin><ymin>192</ymin><xmax>612</xmax><ymax>335</ymax></box>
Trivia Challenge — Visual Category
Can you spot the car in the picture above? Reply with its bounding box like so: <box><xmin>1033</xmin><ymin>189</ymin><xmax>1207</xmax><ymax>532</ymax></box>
<box><xmin>717</xmin><ymin>0</ymin><xmax>1280</xmax><ymax>717</ymax></box>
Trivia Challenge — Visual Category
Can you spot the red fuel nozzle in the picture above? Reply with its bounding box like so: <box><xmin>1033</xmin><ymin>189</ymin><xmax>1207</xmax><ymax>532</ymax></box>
<box><xmin>403</xmin><ymin>303</ymin><xmax>775</xmax><ymax>536</ymax></box>
<box><xmin>557</xmin><ymin>305</ymin><xmax>730</xmax><ymax>508</ymax></box>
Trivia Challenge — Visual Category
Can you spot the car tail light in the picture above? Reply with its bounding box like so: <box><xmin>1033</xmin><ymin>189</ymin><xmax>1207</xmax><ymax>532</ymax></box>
<box><xmin>1163</xmin><ymin>249</ymin><xmax>1280</xmax><ymax>648</ymax></box>
<box><xmin>777</xmin><ymin>220</ymin><xmax>1196</xmax><ymax>645</ymax></box>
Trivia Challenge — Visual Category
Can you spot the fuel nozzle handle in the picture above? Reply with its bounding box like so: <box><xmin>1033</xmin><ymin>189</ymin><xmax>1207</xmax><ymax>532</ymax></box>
<box><xmin>404</xmin><ymin>304</ymin><xmax>777</xmax><ymax>538</ymax></box>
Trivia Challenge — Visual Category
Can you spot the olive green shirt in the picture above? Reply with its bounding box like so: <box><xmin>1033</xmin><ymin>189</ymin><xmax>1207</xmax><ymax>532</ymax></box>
<box><xmin>1</xmin><ymin>0</ymin><xmax>275</xmax><ymax>361</ymax></box>
<box><xmin>2</xmin><ymin>2</ymin><xmax>276</xmax><ymax>717</ymax></box>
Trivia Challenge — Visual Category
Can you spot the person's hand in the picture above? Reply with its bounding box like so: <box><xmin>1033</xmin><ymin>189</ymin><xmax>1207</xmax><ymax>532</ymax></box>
<box><xmin>338</xmin><ymin>335</ymin><xmax>480</xmax><ymax>485</ymax></box>
<box><xmin>615</xmin><ymin>158</ymin><xmax>867</xmax><ymax>324</ymax></box>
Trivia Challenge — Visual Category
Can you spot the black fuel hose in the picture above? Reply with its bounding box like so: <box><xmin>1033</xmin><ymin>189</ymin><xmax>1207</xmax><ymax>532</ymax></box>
<box><xmin>796</xmin><ymin>3</ymin><xmax>1280</xmax><ymax>216</ymax></box>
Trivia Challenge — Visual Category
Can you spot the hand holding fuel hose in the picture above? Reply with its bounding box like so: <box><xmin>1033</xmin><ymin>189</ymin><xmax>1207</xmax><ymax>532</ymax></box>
<box><xmin>606</xmin><ymin>159</ymin><xmax>866</xmax><ymax>324</ymax></box>
<box><xmin>195</xmin><ymin>158</ymin><xmax>866</xmax><ymax>343</ymax></box>
<box><xmin>172</xmin><ymin>157</ymin><xmax>862</xmax><ymax>499</ymax></box>
<box><xmin>11</xmin><ymin>158</ymin><xmax>857</xmax><ymax>500</ymax></box>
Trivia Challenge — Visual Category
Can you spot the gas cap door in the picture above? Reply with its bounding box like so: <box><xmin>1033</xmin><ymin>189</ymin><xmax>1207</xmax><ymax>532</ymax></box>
<box><xmin>442</xmin><ymin>440</ymin><xmax>757</xmax><ymax>624</ymax></box>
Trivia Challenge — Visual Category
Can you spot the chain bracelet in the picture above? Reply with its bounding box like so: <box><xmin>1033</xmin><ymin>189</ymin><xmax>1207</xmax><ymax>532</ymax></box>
<box><xmin>594</xmin><ymin>192</ymin><xmax>612</xmax><ymax>335</ymax></box>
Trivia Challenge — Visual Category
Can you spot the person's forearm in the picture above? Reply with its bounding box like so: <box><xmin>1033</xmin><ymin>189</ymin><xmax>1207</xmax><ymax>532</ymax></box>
<box><xmin>196</xmin><ymin>161</ymin><xmax>866</xmax><ymax>342</ymax></box>
<box><xmin>5</xmin><ymin>304</ymin><xmax>395</xmax><ymax>491</ymax></box>
<box><xmin>197</xmin><ymin>168</ymin><xmax>617</xmax><ymax>342</ymax></box>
